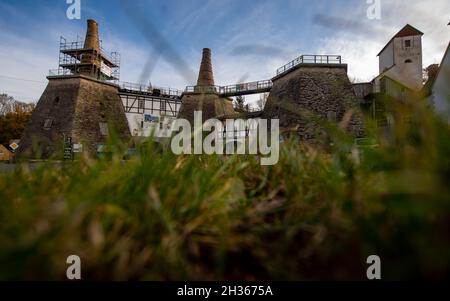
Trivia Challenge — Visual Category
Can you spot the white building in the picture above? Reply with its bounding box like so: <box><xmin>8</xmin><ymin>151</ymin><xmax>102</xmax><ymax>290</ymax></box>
<box><xmin>118</xmin><ymin>83</ymin><xmax>183</xmax><ymax>138</ymax></box>
<box><xmin>429</xmin><ymin>42</ymin><xmax>450</xmax><ymax>122</ymax></box>
<box><xmin>374</xmin><ymin>24</ymin><xmax>424</xmax><ymax>92</ymax></box>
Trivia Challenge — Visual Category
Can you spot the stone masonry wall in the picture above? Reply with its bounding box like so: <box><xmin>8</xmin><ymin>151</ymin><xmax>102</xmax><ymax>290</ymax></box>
<box><xmin>72</xmin><ymin>77</ymin><xmax>130</xmax><ymax>154</ymax></box>
<box><xmin>17</xmin><ymin>76</ymin><xmax>130</xmax><ymax>159</ymax></box>
<box><xmin>17</xmin><ymin>78</ymin><xmax>80</xmax><ymax>158</ymax></box>
<box><xmin>262</xmin><ymin>66</ymin><xmax>365</xmax><ymax>140</ymax></box>
<box><xmin>178</xmin><ymin>93</ymin><xmax>234</xmax><ymax>125</ymax></box>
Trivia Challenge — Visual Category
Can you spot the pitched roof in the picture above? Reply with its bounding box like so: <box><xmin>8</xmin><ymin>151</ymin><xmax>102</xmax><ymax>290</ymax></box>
<box><xmin>377</xmin><ymin>24</ymin><xmax>424</xmax><ymax>56</ymax></box>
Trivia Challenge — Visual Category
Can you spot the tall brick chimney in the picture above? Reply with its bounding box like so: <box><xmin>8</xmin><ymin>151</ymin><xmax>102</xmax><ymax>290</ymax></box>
<box><xmin>196</xmin><ymin>48</ymin><xmax>214</xmax><ymax>86</ymax></box>
<box><xmin>81</xmin><ymin>19</ymin><xmax>101</xmax><ymax>69</ymax></box>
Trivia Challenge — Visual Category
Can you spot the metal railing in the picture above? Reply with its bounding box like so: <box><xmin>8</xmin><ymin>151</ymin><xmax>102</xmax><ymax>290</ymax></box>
<box><xmin>59</xmin><ymin>37</ymin><xmax>84</xmax><ymax>51</ymax></box>
<box><xmin>185</xmin><ymin>85</ymin><xmax>222</xmax><ymax>94</ymax></box>
<box><xmin>221</xmin><ymin>80</ymin><xmax>272</xmax><ymax>95</ymax></box>
<box><xmin>48</xmin><ymin>68</ymin><xmax>75</xmax><ymax>76</ymax></box>
<box><xmin>48</xmin><ymin>68</ymin><xmax>120</xmax><ymax>84</ymax></box>
<box><xmin>185</xmin><ymin>80</ymin><xmax>273</xmax><ymax>96</ymax></box>
<box><xmin>276</xmin><ymin>55</ymin><xmax>342</xmax><ymax>75</ymax></box>
<box><xmin>246</xmin><ymin>106</ymin><xmax>263</xmax><ymax>113</ymax></box>
<box><xmin>119</xmin><ymin>81</ymin><xmax>183</xmax><ymax>97</ymax></box>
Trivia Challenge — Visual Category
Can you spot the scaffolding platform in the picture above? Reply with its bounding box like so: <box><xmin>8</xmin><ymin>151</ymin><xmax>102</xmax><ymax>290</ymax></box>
<box><xmin>48</xmin><ymin>36</ymin><xmax>121</xmax><ymax>82</ymax></box>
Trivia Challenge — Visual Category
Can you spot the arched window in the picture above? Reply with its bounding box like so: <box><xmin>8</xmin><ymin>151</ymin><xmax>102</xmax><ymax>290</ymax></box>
<box><xmin>405</xmin><ymin>59</ymin><xmax>413</xmax><ymax>64</ymax></box>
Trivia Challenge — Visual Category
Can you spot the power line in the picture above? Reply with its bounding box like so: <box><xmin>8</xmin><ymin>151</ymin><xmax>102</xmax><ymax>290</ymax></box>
<box><xmin>0</xmin><ymin>75</ymin><xmax>47</xmax><ymax>84</ymax></box>
<box><xmin>0</xmin><ymin>89</ymin><xmax>39</xmax><ymax>102</ymax></box>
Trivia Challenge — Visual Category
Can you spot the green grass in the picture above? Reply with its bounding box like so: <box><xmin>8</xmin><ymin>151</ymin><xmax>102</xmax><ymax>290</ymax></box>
<box><xmin>0</xmin><ymin>101</ymin><xmax>450</xmax><ymax>280</ymax></box>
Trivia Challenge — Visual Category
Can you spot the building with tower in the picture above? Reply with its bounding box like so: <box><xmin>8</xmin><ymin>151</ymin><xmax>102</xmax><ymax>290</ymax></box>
<box><xmin>353</xmin><ymin>24</ymin><xmax>428</xmax><ymax>128</ymax></box>
<box><xmin>17</xmin><ymin>20</ymin><xmax>130</xmax><ymax>159</ymax></box>
<box><xmin>374</xmin><ymin>24</ymin><xmax>424</xmax><ymax>92</ymax></box>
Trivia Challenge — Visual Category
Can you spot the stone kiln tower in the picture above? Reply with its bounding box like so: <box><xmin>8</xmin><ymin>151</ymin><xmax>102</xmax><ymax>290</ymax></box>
<box><xmin>17</xmin><ymin>20</ymin><xmax>130</xmax><ymax>159</ymax></box>
<box><xmin>79</xmin><ymin>19</ymin><xmax>102</xmax><ymax>77</ymax></box>
<box><xmin>177</xmin><ymin>48</ymin><xmax>234</xmax><ymax>124</ymax></box>
<box><xmin>262</xmin><ymin>56</ymin><xmax>365</xmax><ymax>141</ymax></box>
<box><xmin>197</xmin><ymin>48</ymin><xmax>215</xmax><ymax>86</ymax></box>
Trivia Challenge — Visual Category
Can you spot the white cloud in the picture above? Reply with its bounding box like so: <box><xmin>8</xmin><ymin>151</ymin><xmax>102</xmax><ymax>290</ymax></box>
<box><xmin>315</xmin><ymin>0</ymin><xmax>450</xmax><ymax>82</ymax></box>
<box><xmin>0</xmin><ymin>0</ymin><xmax>448</xmax><ymax>104</ymax></box>
<box><xmin>0</xmin><ymin>31</ymin><xmax>52</xmax><ymax>102</ymax></box>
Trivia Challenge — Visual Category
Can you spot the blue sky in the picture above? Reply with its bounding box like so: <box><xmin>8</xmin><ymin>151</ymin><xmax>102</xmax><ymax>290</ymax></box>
<box><xmin>0</xmin><ymin>0</ymin><xmax>449</xmax><ymax>106</ymax></box>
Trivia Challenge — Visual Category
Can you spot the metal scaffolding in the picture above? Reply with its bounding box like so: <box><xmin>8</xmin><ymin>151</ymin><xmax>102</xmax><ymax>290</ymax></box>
<box><xmin>48</xmin><ymin>36</ymin><xmax>121</xmax><ymax>82</ymax></box>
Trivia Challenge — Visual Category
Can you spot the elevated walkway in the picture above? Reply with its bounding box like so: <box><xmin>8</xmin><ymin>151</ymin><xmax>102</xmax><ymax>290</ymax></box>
<box><xmin>117</xmin><ymin>82</ymin><xmax>182</xmax><ymax>117</ymax></box>
<box><xmin>185</xmin><ymin>80</ymin><xmax>273</xmax><ymax>97</ymax></box>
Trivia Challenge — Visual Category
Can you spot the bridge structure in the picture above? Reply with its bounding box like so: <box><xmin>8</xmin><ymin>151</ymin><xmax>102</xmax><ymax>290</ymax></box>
<box><xmin>184</xmin><ymin>55</ymin><xmax>342</xmax><ymax>98</ymax></box>
<box><xmin>119</xmin><ymin>54</ymin><xmax>344</xmax><ymax>118</ymax></box>
<box><xmin>119</xmin><ymin>79</ymin><xmax>272</xmax><ymax>117</ymax></box>
<box><xmin>185</xmin><ymin>79</ymin><xmax>273</xmax><ymax>98</ymax></box>
<box><xmin>118</xmin><ymin>82</ymin><xmax>183</xmax><ymax>118</ymax></box>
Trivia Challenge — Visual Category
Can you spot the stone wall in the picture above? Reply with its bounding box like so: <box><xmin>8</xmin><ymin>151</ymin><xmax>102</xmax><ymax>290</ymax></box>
<box><xmin>17</xmin><ymin>75</ymin><xmax>130</xmax><ymax>159</ymax></box>
<box><xmin>177</xmin><ymin>93</ymin><xmax>235</xmax><ymax>125</ymax></box>
<box><xmin>72</xmin><ymin>77</ymin><xmax>131</xmax><ymax>153</ymax></box>
<box><xmin>262</xmin><ymin>65</ymin><xmax>365</xmax><ymax>140</ymax></box>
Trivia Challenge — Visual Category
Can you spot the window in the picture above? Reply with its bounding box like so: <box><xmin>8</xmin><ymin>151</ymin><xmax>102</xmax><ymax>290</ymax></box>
<box><xmin>43</xmin><ymin>118</ymin><xmax>53</xmax><ymax>130</ymax></box>
<box><xmin>404</xmin><ymin>39</ymin><xmax>412</xmax><ymax>48</ymax></box>
<box><xmin>99</xmin><ymin>122</ymin><xmax>108</xmax><ymax>136</ymax></box>
<box><xmin>144</xmin><ymin>114</ymin><xmax>159</xmax><ymax>123</ymax></box>
<box><xmin>138</xmin><ymin>98</ymin><xmax>145</xmax><ymax>110</ymax></box>
<box><xmin>404</xmin><ymin>59</ymin><xmax>413</xmax><ymax>63</ymax></box>
<box><xmin>327</xmin><ymin>111</ymin><xmax>337</xmax><ymax>122</ymax></box>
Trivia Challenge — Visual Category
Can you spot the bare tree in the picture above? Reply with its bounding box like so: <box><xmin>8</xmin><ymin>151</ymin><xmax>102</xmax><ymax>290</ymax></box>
<box><xmin>257</xmin><ymin>93</ymin><xmax>269</xmax><ymax>110</ymax></box>
<box><xmin>0</xmin><ymin>94</ymin><xmax>35</xmax><ymax>115</ymax></box>
<box><xmin>0</xmin><ymin>94</ymin><xmax>15</xmax><ymax>116</ymax></box>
